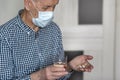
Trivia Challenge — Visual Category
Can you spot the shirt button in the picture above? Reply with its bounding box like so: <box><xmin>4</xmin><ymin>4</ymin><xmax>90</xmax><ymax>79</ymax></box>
<box><xmin>35</xmin><ymin>39</ymin><xmax>38</xmax><ymax>42</ymax></box>
<box><xmin>27</xmin><ymin>32</ymin><xmax>30</xmax><ymax>35</ymax></box>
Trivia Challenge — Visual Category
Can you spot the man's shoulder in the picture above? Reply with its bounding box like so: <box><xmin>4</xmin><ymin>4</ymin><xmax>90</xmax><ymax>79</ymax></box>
<box><xmin>48</xmin><ymin>21</ymin><xmax>61</xmax><ymax>32</ymax></box>
<box><xmin>0</xmin><ymin>16</ymin><xmax>18</xmax><ymax>37</ymax></box>
<box><xmin>0</xmin><ymin>16</ymin><xmax>17</xmax><ymax>29</ymax></box>
<box><xmin>45</xmin><ymin>21</ymin><xmax>62</xmax><ymax>38</ymax></box>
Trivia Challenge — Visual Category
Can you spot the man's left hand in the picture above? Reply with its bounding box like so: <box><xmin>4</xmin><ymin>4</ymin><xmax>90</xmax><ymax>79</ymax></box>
<box><xmin>68</xmin><ymin>55</ymin><xmax>94</xmax><ymax>72</ymax></box>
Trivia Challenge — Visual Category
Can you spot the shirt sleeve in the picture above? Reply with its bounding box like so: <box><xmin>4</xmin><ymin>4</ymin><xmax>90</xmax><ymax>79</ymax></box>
<box><xmin>56</xmin><ymin>27</ymin><xmax>73</xmax><ymax>80</ymax></box>
<box><xmin>0</xmin><ymin>36</ymin><xmax>31</xmax><ymax>80</ymax></box>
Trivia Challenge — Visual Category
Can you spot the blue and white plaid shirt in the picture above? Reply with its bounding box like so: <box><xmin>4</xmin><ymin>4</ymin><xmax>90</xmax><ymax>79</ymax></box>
<box><xmin>0</xmin><ymin>10</ymin><xmax>70</xmax><ymax>80</ymax></box>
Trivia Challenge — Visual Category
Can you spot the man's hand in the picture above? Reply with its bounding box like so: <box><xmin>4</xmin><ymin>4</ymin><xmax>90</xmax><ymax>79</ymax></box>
<box><xmin>69</xmin><ymin>55</ymin><xmax>94</xmax><ymax>72</ymax></box>
<box><xmin>30</xmin><ymin>65</ymin><xmax>68</xmax><ymax>80</ymax></box>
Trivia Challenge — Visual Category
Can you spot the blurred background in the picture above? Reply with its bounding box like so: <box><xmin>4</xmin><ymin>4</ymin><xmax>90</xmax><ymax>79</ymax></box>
<box><xmin>0</xmin><ymin>0</ymin><xmax>120</xmax><ymax>80</ymax></box>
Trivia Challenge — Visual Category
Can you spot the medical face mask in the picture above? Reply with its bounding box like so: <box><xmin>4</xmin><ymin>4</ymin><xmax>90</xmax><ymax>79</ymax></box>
<box><xmin>32</xmin><ymin>11</ymin><xmax>54</xmax><ymax>28</ymax></box>
<box><xmin>31</xmin><ymin>0</ymin><xmax>54</xmax><ymax>28</ymax></box>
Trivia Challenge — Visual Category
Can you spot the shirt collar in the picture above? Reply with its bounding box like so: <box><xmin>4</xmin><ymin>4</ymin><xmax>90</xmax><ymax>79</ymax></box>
<box><xmin>16</xmin><ymin>9</ymin><xmax>35</xmax><ymax>36</ymax></box>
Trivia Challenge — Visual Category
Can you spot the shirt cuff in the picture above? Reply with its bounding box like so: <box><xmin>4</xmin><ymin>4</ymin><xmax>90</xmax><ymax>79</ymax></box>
<box><xmin>19</xmin><ymin>75</ymin><xmax>31</xmax><ymax>80</ymax></box>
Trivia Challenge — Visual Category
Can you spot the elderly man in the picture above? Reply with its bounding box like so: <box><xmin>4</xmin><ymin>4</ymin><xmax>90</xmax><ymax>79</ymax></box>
<box><xmin>0</xmin><ymin>0</ymin><xmax>93</xmax><ymax>80</ymax></box>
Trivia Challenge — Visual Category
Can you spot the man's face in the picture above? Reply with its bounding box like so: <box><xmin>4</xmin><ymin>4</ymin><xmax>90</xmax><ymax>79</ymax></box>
<box><xmin>24</xmin><ymin>0</ymin><xmax>59</xmax><ymax>18</ymax></box>
<box><xmin>32</xmin><ymin>0</ymin><xmax>59</xmax><ymax>11</ymax></box>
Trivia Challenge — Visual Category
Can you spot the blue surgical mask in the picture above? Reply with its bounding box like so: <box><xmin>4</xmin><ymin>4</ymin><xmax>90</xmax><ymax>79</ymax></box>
<box><xmin>32</xmin><ymin>11</ymin><xmax>54</xmax><ymax>28</ymax></box>
<box><xmin>31</xmin><ymin>0</ymin><xmax>54</xmax><ymax>28</ymax></box>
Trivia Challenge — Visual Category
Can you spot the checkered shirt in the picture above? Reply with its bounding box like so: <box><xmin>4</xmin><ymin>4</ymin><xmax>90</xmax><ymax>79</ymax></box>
<box><xmin>0</xmin><ymin>10</ymin><xmax>70</xmax><ymax>80</ymax></box>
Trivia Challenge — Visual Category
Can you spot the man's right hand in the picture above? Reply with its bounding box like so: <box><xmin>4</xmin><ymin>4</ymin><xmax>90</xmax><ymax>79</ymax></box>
<box><xmin>30</xmin><ymin>65</ymin><xmax>68</xmax><ymax>80</ymax></box>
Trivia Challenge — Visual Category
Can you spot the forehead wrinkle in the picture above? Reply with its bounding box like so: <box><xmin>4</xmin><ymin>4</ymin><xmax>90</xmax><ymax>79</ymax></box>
<box><xmin>39</xmin><ymin>0</ymin><xmax>58</xmax><ymax>5</ymax></box>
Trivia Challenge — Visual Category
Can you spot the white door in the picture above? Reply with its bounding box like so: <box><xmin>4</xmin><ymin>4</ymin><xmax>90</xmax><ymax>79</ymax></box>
<box><xmin>54</xmin><ymin>0</ymin><xmax>115</xmax><ymax>80</ymax></box>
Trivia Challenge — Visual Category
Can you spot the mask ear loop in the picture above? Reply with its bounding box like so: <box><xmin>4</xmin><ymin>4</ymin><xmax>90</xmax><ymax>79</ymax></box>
<box><xmin>30</xmin><ymin>0</ymin><xmax>40</xmax><ymax>18</ymax></box>
<box><xmin>29</xmin><ymin>10</ymin><xmax>34</xmax><ymax>18</ymax></box>
<box><xmin>31</xmin><ymin>0</ymin><xmax>39</xmax><ymax>11</ymax></box>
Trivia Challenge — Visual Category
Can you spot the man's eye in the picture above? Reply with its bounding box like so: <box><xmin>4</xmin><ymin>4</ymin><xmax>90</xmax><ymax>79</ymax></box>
<box><xmin>42</xmin><ymin>6</ymin><xmax>50</xmax><ymax>10</ymax></box>
<box><xmin>43</xmin><ymin>7</ymin><xmax>48</xmax><ymax>10</ymax></box>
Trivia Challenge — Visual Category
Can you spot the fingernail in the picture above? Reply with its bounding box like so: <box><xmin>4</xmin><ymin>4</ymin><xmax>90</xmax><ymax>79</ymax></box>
<box><xmin>63</xmin><ymin>69</ymin><xmax>66</xmax><ymax>71</ymax></box>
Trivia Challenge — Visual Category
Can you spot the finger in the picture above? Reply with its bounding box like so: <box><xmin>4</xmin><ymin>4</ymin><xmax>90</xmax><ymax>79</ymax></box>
<box><xmin>77</xmin><ymin>64</ymin><xmax>85</xmax><ymax>72</ymax></box>
<box><xmin>52</xmin><ymin>71</ymin><xmax>68</xmax><ymax>78</ymax></box>
<box><xmin>88</xmin><ymin>68</ymin><xmax>92</xmax><ymax>72</ymax></box>
<box><xmin>87</xmin><ymin>63</ymin><xmax>94</xmax><ymax>69</ymax></box>
<box><xmin>47</xmin><ymin>75</ymin><xmax>59</xmax><ymax>80</ymax></box>
<box><xmin>85</xmin><ymin>64</ymin><xmax>93</xmax><ymax>72</ymax></box>
<box><xmin>79</xmin><ymin>68</ymin><xmax>85</xmax><ymax>72</ymax></box>
<box><xmin>89</xmin><ymin>65</ymin><xmax>94</xmax><ymax>70</ymax></box>
<box><xmin>84</xmin><ymin>68</ymin><xmax>91</xmax><ymax>72</ymax></box>
<box><xmin>84</xmin><ymin>55</ymin><xmax>93</xmax><ymax>60</ymax></box>
<box><xmin>51</xmin><ymin>66</ymin><xmax>66</xmax><ymax>72</ymax></box>
<box><xmin>54</xmin><ymin>71</ymin><xmax>68</xmax><ymax>76</ymax></box>
<box><xmin>53</xmin><ymin>62</ymin><xmax>65</xmax><ymax>68</ymax></box>
<box><xmin>80</xmin><ymin>62</ymin><xmax>90</xmax><ymax>68</ymax></box>
<box><xmin>83</xmin><ymin>65</ymin><xmax>92</xmax><ymax>72</ymax></box>
<box><xmin>85</xmin><ymin>64</ymin><xmax>92</xmax><ymax>69</ymax></box>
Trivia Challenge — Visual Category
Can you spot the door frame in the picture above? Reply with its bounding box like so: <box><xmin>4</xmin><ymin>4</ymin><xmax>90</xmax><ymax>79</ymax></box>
<box><xmin>102</xmin><ymin>0</ymin><xmax>116</xmax><ymax>80</ymax></box>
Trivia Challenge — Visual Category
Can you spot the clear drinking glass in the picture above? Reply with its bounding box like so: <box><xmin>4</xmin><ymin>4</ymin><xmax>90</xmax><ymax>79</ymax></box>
<box><xmin>53</xmin><ymin>50</ymin><xmax>67</xmax><ymax>69</ymax></box>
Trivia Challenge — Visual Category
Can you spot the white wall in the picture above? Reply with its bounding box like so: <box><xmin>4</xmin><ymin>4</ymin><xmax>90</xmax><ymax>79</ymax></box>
<box><xmin>0</xmin><ymin>0</ymin><xmax>23</xmax><ymax>25</ymax></box>
<box><xmin>115</xmin><ymin>0</ymin><xmax>120</xmax><ymax>80</ymax></box>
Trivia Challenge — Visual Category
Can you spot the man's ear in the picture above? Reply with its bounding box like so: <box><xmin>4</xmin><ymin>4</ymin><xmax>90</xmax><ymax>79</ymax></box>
<box><xmin>24</xmin><ymin>0</ymin><xmax>32</xmax><ymax>11</ymax></box>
